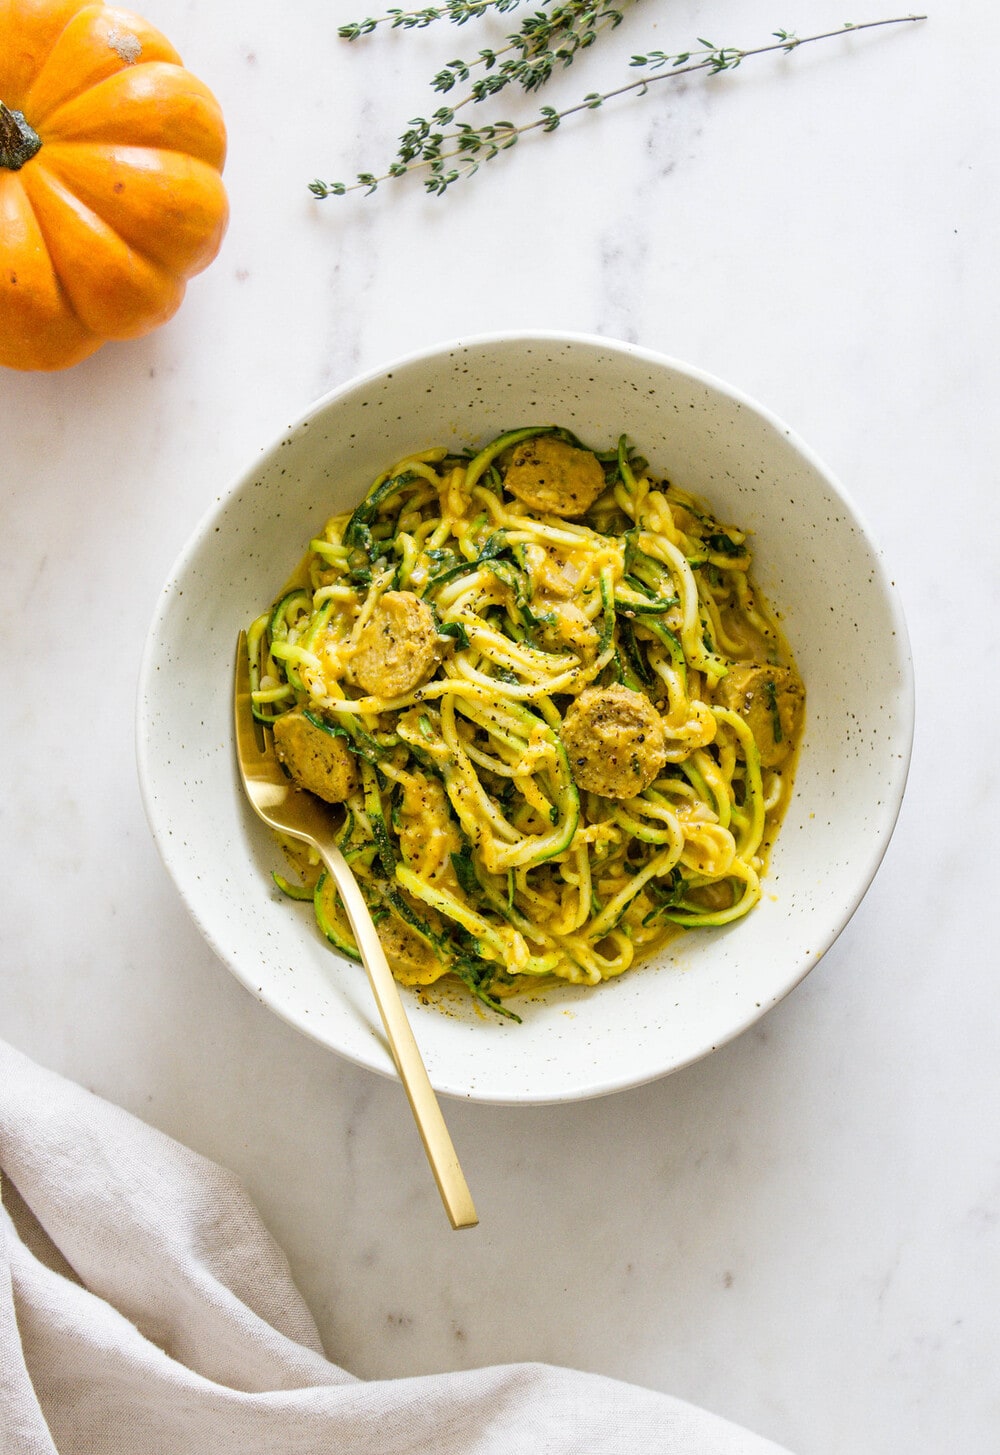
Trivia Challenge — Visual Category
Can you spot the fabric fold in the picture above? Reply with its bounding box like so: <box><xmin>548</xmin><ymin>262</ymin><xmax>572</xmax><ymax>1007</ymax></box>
<box><xmin>0</xmin><ymin>1039</ymin><xmax>794</xmax><ymax>1455</ymax></box>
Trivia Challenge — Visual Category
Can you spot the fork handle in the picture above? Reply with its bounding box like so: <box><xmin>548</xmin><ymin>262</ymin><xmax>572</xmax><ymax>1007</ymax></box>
<box><xmin>319</xmin><ymin>845</ymin><xmax>479</xmax><ymax>1231</ymax></box>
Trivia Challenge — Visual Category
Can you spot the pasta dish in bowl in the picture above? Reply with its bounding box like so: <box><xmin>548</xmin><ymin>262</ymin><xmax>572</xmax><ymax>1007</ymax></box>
<box><xmin>246</xmin><ymin>428</ymin><xmax>804</xmax><ymax>1020</ymax></box>
<box><xmin>137</xmin><ymin>332</ymin><xmax>912</xmax><ymax>1102</ymax></box>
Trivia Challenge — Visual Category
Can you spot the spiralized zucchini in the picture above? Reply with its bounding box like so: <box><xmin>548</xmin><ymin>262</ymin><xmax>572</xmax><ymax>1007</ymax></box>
<box><xmin>246</xmin><ymin>426</ymin><xmax>804</xmax><ymax>1020</ymax></box>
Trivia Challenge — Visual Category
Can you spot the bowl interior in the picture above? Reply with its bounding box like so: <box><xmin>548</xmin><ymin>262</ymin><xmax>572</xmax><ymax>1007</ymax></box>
<box><xmin>137</xmin><ymin>334</ymin><xmax>913</xmax><ymax>1103</ymax></box>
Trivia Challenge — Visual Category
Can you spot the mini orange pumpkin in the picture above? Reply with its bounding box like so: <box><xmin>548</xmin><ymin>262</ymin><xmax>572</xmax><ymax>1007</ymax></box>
<box><xmin>0</xmin><ymin>0</ymin><xmax>228</xmax><ymax>370</ymax></box>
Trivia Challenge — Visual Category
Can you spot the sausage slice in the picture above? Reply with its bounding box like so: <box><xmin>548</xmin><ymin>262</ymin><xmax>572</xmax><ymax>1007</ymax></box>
<box><xmin>715</xmin><ymin>664</ymin><xmax>804</xmax><ymax>768</ymax></box>
<box><xmin>350</xmin><ymin>591</ymin><xmax>439</xmax><ymax>699</ymax></box>
<box><xmin>561</xmin><ymin>684</ymin><xmax>667</xmax><ymax>798</ymax></box>
<box><xmin>502</xmin><ymin>436</ymin><xmax>607</xmax><ymax>518</ymax></box>
<box><xmin>272</xmin><ymin>710</ymin><xmax>358</xmax><ymax>803</ymax></box>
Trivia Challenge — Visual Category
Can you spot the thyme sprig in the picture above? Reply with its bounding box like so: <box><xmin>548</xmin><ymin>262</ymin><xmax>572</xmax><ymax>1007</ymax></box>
<box><xmin>339</xmin><ymin>0</ymin><xmax>523</xmax><ymax>40</ymax></box>
<box><xmin>312</xmin><ymin>13</ymin><xmax>926</xmax><ymax>198</ymax></box>
<box><xmin>431</xmin><ymin>0</ymin><xmax>629</xmax><ymax>104</ymax></box>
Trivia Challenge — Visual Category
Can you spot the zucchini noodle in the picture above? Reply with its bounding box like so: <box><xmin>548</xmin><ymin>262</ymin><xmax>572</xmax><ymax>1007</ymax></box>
<box><xmin>246</xmin><ymin>426</ymin><xmax>804</xmax><ymax>1020</ymax></box>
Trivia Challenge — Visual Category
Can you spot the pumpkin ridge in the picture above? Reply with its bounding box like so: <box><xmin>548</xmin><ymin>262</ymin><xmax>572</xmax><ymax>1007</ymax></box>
<box><xmin>0</xmin><ymin>0</ymin><xmax>83</xmax><ymax>112</ymax></box>
<box><xmin>0</xmin><ymin>169</ymin><xmax>99</xmax><ymax>369</ymax></box>
<box><xmin>1</xmin><ymin>169</ymin><xmax>86</xmax><ymax>315</ymax></box>
<box><xmin>26</xmin><ymin>151</ymin><xmax>162</xmax><ymax>271</ymax></box>
<box><xmin>23</xmin><ymin>5</ymin><xmax>182</xmax><ymax>126</ymax></box>
<box><xmin>37</xmin><ymin>140</ymin><xmax>227</xmax><ymax>275</ymax></box>
<box><xmin>37</xmin><ymin>61</ymin><xmax>227</xmax><ymax>168</ymax></box>
<box><xmin>45</xmin><ymin>132</ymin><xmax>222</xmax><ymax>163</ymax></box>
<box><xmin>19</xmin><ymin>157</ymin><xmax>183</xmax><ymax>336</ymax></box>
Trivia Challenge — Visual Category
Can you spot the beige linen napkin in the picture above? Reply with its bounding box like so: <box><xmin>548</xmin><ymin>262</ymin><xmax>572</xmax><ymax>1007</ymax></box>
<box><xmin>0</xmin><ymin>1038</ymin><xmax>793</xmax><ymax>1455</ymax></box>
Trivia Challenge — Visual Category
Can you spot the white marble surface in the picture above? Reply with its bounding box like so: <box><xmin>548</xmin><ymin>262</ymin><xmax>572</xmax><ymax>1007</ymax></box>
<box><xmin>2</xmin><ymin>1</ymin><xmax>997</xmax><ymax>1450</ymax></box>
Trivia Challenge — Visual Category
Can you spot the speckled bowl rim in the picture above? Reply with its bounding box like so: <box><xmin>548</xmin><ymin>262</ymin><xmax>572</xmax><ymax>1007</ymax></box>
<box><xmin>137</xmin><ymin>331</ymin><xmax>915</xmax><ymax>1104</ymax></box>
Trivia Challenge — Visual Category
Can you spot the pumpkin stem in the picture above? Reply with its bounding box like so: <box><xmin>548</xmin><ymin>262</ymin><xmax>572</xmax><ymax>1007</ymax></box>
<box><xmin>0</xmin><ymin>101</ymin><xmax>42</xmax><ymax>170</ymax></box>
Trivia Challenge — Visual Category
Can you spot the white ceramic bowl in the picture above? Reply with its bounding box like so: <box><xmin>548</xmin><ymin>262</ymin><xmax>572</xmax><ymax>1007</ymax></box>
<box><xmin>137</xmin><ymin>333</ymin><xmax>913</xmax><ymax>1104</ymax></box>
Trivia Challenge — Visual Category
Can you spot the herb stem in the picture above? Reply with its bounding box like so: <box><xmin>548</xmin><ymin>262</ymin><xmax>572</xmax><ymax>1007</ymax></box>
<box><xmin>566</xmin><ymin>15</ymin><xmax>927</xmax><ymax>115</ymax></box>
<box><xmin>313</xmin><ymin>13</ymin><xmax>927</xmax><ymax>198</ymax></box>
<box><xmin>340</xmin><ymin>0</ymin><xmax>511</xmax><ymax>38</ymax></box>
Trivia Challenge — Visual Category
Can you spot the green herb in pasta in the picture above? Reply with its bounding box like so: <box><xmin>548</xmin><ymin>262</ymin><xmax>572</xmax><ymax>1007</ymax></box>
<box><xmin>247</xmin><ymin>427</ymin><xmax>804</xmax><ymax>1019</ymax></box>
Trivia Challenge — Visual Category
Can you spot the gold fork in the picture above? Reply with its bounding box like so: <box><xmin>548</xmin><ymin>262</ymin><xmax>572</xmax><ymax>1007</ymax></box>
<box><xmin>233</xmin><ymin>632</ymin><xmax>478</xmax><ymax>1230</ymax></box>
